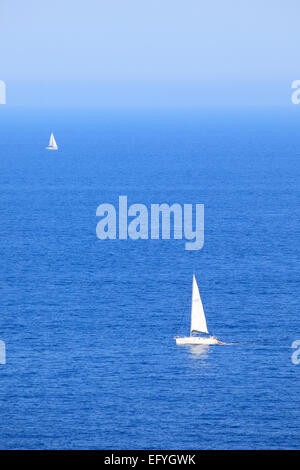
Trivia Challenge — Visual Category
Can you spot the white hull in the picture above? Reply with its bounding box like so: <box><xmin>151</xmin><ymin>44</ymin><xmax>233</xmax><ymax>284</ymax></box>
<box><xmin>46</xmin><ymin>146</ymin><xmax>58</xmax><ymax>150</ymax></box>
<box><xmin>175</xmin><ymin>336</ymin><xmax>221</xmax><ymax>345</ymax></box>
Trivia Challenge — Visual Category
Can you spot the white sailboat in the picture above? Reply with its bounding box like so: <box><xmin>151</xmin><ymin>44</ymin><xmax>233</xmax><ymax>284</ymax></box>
<box><xmin>46</xmin><ymin>133</ymin><xmax>58</xmax><ymax>150</ymax></box>
<box><xmin>175</xmin><ymin>275</ymin><xmax>225</xmax><ymax>345</ymax></box>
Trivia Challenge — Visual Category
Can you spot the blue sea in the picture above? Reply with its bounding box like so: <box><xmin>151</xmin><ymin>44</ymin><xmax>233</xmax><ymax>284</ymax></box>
<box><xmin>0</xmin><ymin>106</ymin><xmax>300</xmax><ymax>450</ymax></box>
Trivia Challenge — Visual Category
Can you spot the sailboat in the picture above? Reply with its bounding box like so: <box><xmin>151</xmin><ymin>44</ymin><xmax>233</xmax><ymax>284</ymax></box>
<box><xmin>175</xmin><ymin>275</ymin><xmax>225</xmax><ymax>345</ymax></box>
<box><xmin>46</xmin><ymin>133</ymin><xmax>58</xmax><ymax>150</ymax></box>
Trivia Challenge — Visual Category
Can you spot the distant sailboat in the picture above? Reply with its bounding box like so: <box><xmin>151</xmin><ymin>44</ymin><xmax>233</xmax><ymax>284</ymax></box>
<box><xmin>46</xmin><ymin>133</ymin><xmax>58</xmax><ymax>150</ymax></box>
<box><xmin>175</xmin><ymin>275</ymin><xmax>225</xmax><ymax>345</ymax></box>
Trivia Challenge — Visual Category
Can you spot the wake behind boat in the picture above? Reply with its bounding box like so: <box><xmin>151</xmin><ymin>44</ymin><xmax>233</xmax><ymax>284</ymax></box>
<box><xmin>175</xmin><ymin>275</ymin><xmax>226</xmax><ymax>345</ymax></box>
<box><xmin>46</xmin><ymin>132</ymin><xmax>58</xmax><ymax>150</ymax></box>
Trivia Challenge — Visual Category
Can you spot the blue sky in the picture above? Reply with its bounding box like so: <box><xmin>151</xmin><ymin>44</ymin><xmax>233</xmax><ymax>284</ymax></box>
<box><xmin>0</xmin><ymin>0</ymin><xmax>299</xmax><ymax>106</ymax></box>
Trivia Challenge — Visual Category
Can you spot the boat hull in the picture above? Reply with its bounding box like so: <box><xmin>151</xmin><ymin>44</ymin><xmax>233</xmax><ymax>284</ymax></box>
<box><xmin>175</xmin><ymin>336</ymin><xmax>222</xmax><ymax>345</ymax></box>
<box><xmin>46</xmin><ymin>147</ymin><xmax>58</xmax><ymax>150</ymax></box>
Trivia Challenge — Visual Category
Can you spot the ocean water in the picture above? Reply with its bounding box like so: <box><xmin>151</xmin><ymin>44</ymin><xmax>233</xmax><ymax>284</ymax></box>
<box><xmin>0</xmin><ymin>106</ymin><xmax>300</xmax><ymax>450</ymax></box>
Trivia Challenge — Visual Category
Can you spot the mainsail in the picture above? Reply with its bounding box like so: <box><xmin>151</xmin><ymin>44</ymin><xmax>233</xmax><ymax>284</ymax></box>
<box><xmin>46</xmin><ymin>133</ymin><xmax>58</xmax><ymax>150</ymax></box>
<box><xmin>50</xmin><ymin>133</ymin><xmax>57</xmax><ymax>148</ymax></box>
<box><xmin>190</xmin><ymin>275</ymin><xmax>208</xmax><ymax>334</ymax></box>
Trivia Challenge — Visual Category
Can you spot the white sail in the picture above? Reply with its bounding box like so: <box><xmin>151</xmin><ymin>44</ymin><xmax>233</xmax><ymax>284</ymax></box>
<box><xmin>46</xmin><ymin>133</ymin><xmax>58</xmax><ymax>150</ymax></box>
<box><xmin>190</xmin><ymin>275</ymin><xmax>208</xmax><ymax>334</ymax></box>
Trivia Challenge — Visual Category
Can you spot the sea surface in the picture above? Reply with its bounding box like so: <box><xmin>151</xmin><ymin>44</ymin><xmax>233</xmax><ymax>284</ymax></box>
<box><xmin>0</xmin><ymin>106</ymin><xmax>300</xmax><ymax>449</ymax></box>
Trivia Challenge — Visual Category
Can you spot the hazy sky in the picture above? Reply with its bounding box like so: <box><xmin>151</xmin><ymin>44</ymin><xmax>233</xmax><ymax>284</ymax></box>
<box><xmin>0</xmin><ymin>0</ymin><xmax>299</xmax><ymax>106</ymax></box>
